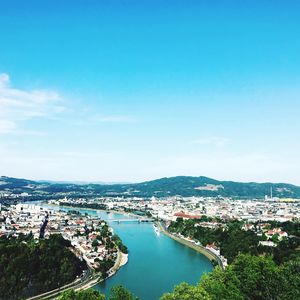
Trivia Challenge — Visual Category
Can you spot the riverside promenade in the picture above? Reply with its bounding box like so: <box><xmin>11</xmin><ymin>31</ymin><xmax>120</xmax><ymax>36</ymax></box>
<box><xmin>157</xmin><ymin>221</ymin><xmax>224</xmax><ymax>270</ymax></box>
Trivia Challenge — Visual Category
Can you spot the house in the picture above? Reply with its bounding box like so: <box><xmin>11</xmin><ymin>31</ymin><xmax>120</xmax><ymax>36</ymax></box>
<box><xmin>206</xmin><ymin>243</ymin><xmax>220</xmax><ymax>256</ymax></box>
<box><xmin>259</xmin><ymin>241</ymin><xmax>277</xmax><ymax>247</ymax></box>
<box><xmin>173</xmin><ymin>212</ymin><xmax>201</xmax><ymax>220</ymax></box>
<box><xmin>265</xmin><ymin>228</ymin><xmax>288</xmax><ymax>240</ymax></box>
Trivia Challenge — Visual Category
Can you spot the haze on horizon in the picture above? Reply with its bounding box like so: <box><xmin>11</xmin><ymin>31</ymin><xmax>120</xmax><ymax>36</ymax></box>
<box><xmin>0</xmin><ymin>1</ymin><xmax>300</xmax><ymax>185</ymax></box>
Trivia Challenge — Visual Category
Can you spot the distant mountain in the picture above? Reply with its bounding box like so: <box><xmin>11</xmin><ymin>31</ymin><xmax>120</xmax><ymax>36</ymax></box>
<box><xmin>121</xmin><ymin>176</ymin><xmax>300</xmax><ymax>198</ymax></box>
<box><xmin>1</xmin><ymin>175</ymin><xmax>300</xmax><ymax>199</ymax></box>
<box><xmin>37</xmin><ymin>180</ymin><xmax>131</xmax><ymax>185</ymax></box>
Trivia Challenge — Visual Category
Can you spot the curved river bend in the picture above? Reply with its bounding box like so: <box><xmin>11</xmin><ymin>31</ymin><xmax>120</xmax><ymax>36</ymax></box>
<box><xmin>41</xmin><ymin>205</ymin><xmax>212</xmax><ymax>300</ymax></box>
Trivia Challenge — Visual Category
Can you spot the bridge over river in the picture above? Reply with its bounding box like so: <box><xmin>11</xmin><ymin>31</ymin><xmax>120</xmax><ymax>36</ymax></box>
<box><xmin>108</xmin><ymin>218</ymin><xmax>154</xmax><ymax>223</ymax></box>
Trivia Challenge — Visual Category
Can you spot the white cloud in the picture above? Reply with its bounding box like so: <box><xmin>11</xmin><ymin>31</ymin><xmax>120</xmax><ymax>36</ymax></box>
<box><xmin>0</xmin><ymin>73</ymin><xmax>65</xmax><ymax>134</ymax></box>
<box><xmin>0</xmin><ymin>73</ymin><xmax>10</xmax><ymax>87</ymax></box>
<box><xmin>191</xmin><ymin>137</ymin><xmax>230</xmax><ymax>147</ymax></box>
<box><xmin>91</xmin><ymin>115</ymin><xmax>137</xmax><ymax>123</ymax></box>
<box><xmin>0</xmin><ymin>120</ymin><xmax>17</xmax><ymax>134</ymax></box>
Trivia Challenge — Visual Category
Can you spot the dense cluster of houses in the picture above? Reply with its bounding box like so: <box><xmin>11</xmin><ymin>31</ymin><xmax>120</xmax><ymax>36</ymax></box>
<box><xmin>50</xmin><ymin>194</ymin><xmax>300</xmax><ymax>225</ymax></box>
<box><xmin>0</xmin><ymin>203</ymin><xmax>115</xmax><ymax>269</ymax></box>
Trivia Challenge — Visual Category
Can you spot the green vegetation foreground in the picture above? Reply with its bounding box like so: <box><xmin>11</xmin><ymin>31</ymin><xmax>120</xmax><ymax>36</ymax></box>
<box><xmin>161</xmin><ymin>254</ymin><xmax>300</xmax><ymax>300</ymax></box>
<box><xmin>0</xmin><ymin>234</ymin><xmax>86</xmax><ymax>300</ymax></box>
<box><xmin>58</xmin><ymin>285</ymin><xmax>138</xmax><ymax>300</ymax></box>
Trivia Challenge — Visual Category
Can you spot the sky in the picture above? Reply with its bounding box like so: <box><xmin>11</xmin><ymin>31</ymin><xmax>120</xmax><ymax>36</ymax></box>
<box><xmin>0</xmin><ymin>0</ymin><xmax>300</xmax><ymax>184</ymax></box>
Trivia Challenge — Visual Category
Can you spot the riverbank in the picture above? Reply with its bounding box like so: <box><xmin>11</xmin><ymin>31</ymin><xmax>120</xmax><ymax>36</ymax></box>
<box><xmin>107</xmin><ymin>249</ymin><xmax>128</xmax><ymax>278</ymax></box>
<box><xmin>47</xmin><ymin>203</ymin><xmax>126</xmax><ymax>215</ymax></box>
<box><xmin>120</xmin><ymin>252</ymin><xmax>129</xmax><ymax>267</ymax></box>
<box><xmin>48</xmin><ymin>202</ymin><xmax>149</xmax><ymax>220</ymax></box>
<box><xmin>76</xmin><ymin>251</ymin><xmax>128</xmax><ymax>292</ymax></box>
<box><xmin>157</xmin><ymin>221</ymin><xmax>224</xmax><ymax>270</ymax></box>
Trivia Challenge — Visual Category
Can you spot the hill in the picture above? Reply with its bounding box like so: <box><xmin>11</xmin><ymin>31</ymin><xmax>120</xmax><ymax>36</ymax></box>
<box><xmin>1</xmin><ymin>175</ymin><xmax>300</xmax><ymax>199</ymax></box>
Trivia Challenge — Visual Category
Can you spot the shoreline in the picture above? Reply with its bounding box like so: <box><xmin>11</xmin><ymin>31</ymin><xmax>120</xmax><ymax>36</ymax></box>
<box><xmin>50</xmin><ymin>202</ymin><xmax>221</xmax><ymax>269</ymax></box>
<box><xmin>46</xmin><ymin>202</ymin><xmax>145</xmax><ymax>220</ymax></box>
<box><xmin>108</xmin><ymin>249</ymin><xmax>129</xmax><ymax>277</ymax></box>
<box><xmin>120</xmin><ymin>252</ymin><xmax>129</xmax><ymax>267</ymax></box>
<box><xmin>157</xmin><ymin>221</ymin><xmax>224</xmax><ymax>270</ymax></box>
<box><xmin>76</xmin><ymin>249</ymin><xmax>129</xmax><ymax>293</ymax></box>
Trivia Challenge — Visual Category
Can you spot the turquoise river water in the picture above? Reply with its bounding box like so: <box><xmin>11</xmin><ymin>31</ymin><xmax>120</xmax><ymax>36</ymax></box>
<box><xmin>40</xmin><ymin>204</ymin><xmax>212</xmax><ymax>300</ymax></box>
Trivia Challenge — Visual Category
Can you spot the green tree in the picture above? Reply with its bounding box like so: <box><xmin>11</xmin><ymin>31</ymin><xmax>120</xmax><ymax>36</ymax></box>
<box><xmin>271</xmin><ymin>234</ymin><xmax>279</xmax><ymax>243</ymax></box>
<box><xmin>230</xmin><ymin>254</ymin><xmax>281</xmax><ymax>300</ymax></box>
<box><xmin>92</xmin><ymin>240</ymin><xmax>99</xmax><ymax>247</ymax></box>
<box><xmin>58</xmin><ymin>289</ymin><xmax>105</xmax><ymax>300</ymax></box>
<box><xmin>101</xmin><ymin>225</ymin><xmax>110</xmax><ymax>238</ymax></box>
<box><xmin>278</xmin><ymin>257</ymin><xmax>300</xmax><ymax>300</ymax></box>
<box><xmin>0</xmin><ymin>234</ymin><xmax>86</xmax><ymax>300</ymax></box>
<box><xmin>108</xmin><ymin>285</ymin><xmax>138</xmax><ymax>300</ymax></box>
<box><xmin>160</xmin><ymin>282</ymin><xmax>211</xmax><ymax>300</ymax></box>
<box><xmin>200</xmin><ymin>267</ymin><xmax>243</xmax><ymax>300</ymax></box>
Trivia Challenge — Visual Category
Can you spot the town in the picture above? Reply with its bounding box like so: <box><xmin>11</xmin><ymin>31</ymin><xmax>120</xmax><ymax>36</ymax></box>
<box><xmin>47</xmin><ymin>193</ymin><xmax>300</xmax><ymax>223</ymax></box>
<box><xmin>0</xmin><ymin>203</ymin><xmax>128</xmax><ymax>279</ymax></box>
<box><xmin>49</xmin><ymin>194</ymin><xmax>300</xmax><ymax>265</ymax></box>
<box><xmin>1</xmin><ymin>194</ymin><xmax>299</xmax><ymax>274</ymax></box>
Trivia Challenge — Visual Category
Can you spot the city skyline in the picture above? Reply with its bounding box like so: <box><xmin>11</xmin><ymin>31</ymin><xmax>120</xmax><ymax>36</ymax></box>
<box><xmin>1</xmin><ymin>0</ymin><xmax>300</xmax><ymax>184</ymax></box>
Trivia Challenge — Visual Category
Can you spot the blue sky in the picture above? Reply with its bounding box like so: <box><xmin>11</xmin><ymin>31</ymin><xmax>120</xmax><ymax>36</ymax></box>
<box><xmin>0</xmin><ymin>0</ymin><xmax>300</xmax><ymax>184</ymax></box>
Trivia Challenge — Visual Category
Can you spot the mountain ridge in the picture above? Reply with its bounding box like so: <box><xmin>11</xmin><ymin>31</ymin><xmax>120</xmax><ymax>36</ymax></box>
<box><xmin>1</xmin><ymin>175</ymin><xmax>300</xmax><ymax>198</ymax></box>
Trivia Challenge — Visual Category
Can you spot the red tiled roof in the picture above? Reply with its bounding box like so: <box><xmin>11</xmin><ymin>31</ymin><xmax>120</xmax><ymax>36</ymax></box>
<box><xmin>206</xmin><ymin>243</ymin><xmax>218</xmax><ymax>250</ymax></box>
<box><xmin>89</xmin><ymin>234</ymin><xmax>97</xmax><ymax>240</ymax></box>
<box><xmin>174</xmin><ymin>212</ymin><xmax>201</xmax><ymax>219</ymax></box>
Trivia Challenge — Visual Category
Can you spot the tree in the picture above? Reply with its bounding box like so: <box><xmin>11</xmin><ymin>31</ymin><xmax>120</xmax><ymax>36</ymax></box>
<box><xmin>200</xmin><ymin>267</ymin><xmax>243</xmax><ymax>300</ymax></box>
<box><xmin>101</xmin><ymin>225</ymin><xmax>109</xmax><ymax>238</ymax></box>
<box><xmin>271</xmin><ymin>234</ymin><xmax>279</xmax><ymax>243</ymax></box>
<box><xmin>230</xmin><ymin>254</ymin><xmax>281</xmax><ymax>300</ymax></box>
<box><xmin>0</xmin><ymin>234</ymin><xmax>87</xmax><ymax>300</ymax></box>
<box><xmin>108</xmin><ymin>285</ymin><xmax>138</xmax><ymax>300</ymax></box>
<box><xmin>160</xmin><ymin>282</ymin><xmax>211</xmax><ymax>300</ymax></box>
<box><xmin>59</xmin><ymin>289</ymin><xmax>105</xmax><ymax>300</ymax></box>
<box><xmin>211</xmin><ymin>259</ymin><xmax>218</xmax><ymax>268</ymax></box>
<box><xmin>278</xmin><ymin>257</ymin><xmax>300</xmax><ymax>300</ymax></box>
<box><xmin>199</xmin><ymin>253</ymin><xmax>300</xmax><ymax>300</ymax></box>
<box><xmin>92</xmin><ymin>239</ymin><xmax>99</xmax><ymax>248</ymax></box>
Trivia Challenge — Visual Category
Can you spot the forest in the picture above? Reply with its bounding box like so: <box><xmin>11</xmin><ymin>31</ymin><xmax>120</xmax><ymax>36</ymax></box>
<box><xmin>0</xmin><ymin>234</ymin><xmax>86</xmax><ymax>300</ymax></box>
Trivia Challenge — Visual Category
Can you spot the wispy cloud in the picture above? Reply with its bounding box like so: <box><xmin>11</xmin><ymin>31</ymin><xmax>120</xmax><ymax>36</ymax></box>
<box><xmin>57</xmin><ymin>151</ymin><xmax>111</xmax><ymax>158</ymax></box>
<box><xmin>0</xmin><ymin>73</ymin><xmax>65</xmax><ymax>134</ymax></box>
<box><xmin>0</xmin><ymin>120</ymin><xmax>17</xmax><ymax>134</ymax></box>
<box><xmin>191</xmin><ymin>137</ymin><xmax>230</xmax><ymax>147</ymax></box>
<box><xmin>91</xmin><ymin>115</ymin><xmax>137</xmax><ymax>123</ymax></box>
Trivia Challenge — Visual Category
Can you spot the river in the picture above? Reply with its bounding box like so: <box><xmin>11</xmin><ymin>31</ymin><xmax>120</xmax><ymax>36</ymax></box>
<box><xmin>39</xmin><ymin>204</ymin><xmax>213</xmax><ymax>300</ymax></box>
